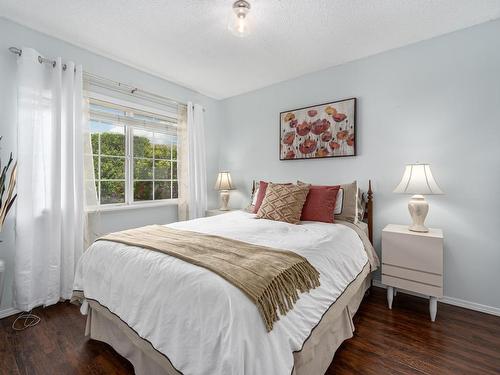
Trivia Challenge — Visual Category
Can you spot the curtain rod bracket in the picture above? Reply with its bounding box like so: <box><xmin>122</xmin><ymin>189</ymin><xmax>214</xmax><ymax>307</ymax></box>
<box><xmin>9</xmin><ymin>47</ymin><xmax>22</xmax><ymax>56</ymax></box>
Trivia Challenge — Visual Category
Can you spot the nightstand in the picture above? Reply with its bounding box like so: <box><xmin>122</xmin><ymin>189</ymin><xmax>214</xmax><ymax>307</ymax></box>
<box><xmin>205</xmin><ymin>209</ymin><xmax>234</xmax><ymax>217</ymax></box>
<box><xmin>381</xmin><ymin>224</ymin><xmax>443</xmax><ymax>321</ymax></box>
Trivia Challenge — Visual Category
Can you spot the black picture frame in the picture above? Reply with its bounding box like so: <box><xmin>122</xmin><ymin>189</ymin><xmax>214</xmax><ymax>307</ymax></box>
<box><xmin>279</xmin><ymin>97</ymin><xmax>357</xmax><ymax>160</ymax></box>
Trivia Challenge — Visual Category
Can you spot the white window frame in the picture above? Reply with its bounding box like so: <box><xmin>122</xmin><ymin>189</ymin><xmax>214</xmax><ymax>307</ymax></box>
<box><xmin>87</xmin><ymin>93</ymin><xmax>179</xmax><ymax>212</ymax></box>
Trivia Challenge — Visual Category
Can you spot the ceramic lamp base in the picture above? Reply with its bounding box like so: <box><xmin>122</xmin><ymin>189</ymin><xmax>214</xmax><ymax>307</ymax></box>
<box><xmin>408</xmin><ymin>194</ymin><xmax>429</xmax><ymax>232</ymax></box>
<box><xmin>219</xmin><ymin>190</ymin><xmax>230</xmax><ymax>211</ymax></box>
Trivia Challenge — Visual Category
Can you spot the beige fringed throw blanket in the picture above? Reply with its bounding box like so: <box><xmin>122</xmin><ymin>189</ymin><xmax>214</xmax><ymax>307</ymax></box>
<box><xmin>97</xmin><ymin>225</ymin><xmax>320</xmax><ymax>331</ymax></box>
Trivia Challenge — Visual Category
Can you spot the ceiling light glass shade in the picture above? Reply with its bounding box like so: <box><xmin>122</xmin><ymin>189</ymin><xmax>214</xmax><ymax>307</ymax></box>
<box><xmin>215</xmin><ymin>172</ymin><xmax>235</xmax><ymax>191</ymax></box>
<box><xmin>394</xmin><ymin>164</ymin><xmax>444</xmax><ymax>195</ymax></box>
<box><xmin>229</xmin><ymin>0</ymin><xmax>251</xmax><ymax>37</ymax></box>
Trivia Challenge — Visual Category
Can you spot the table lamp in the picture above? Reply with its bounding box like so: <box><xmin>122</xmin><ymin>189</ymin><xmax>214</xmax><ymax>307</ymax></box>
<box><xmin>394</xmin><ymin>163</ymin><xmax>443</xmax><ymax>232</ymax></box>
<box><xmin>215</xmin><ymin>172</ymin><xmax>235</xmax><ymax>211</ymax></box>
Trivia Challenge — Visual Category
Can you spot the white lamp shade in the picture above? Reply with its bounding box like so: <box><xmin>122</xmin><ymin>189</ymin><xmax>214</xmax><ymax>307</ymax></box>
<box><xmin>394</xmin><ymin>164</ymin><xmax>443</xmax><ymax>195</ymax></box>
<box><xmin>215</xmin><ymin>172</ymin><xmax>234</xmax><ymax>190</ymax></box>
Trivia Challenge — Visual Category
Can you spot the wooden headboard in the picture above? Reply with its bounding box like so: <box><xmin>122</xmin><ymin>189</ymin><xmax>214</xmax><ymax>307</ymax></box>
<box><xmin>363</xmin><ymin>180</ymin><xmax>374</xmax><ymax>245</ymax></box>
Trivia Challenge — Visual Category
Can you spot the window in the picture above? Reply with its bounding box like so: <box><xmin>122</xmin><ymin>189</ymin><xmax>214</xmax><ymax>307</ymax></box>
<box><xmin>89</xmin><ymin>97</ymin><xmax>178</xmax><ymax>206</ymax></box>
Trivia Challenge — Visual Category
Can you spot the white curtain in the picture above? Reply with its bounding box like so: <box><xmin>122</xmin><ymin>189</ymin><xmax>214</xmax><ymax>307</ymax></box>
<box><xmin>82</xmin><ymin>97</ymin><xmax>99</xmax><ymax>245</ymax></box>
<box><xmin>14</xmin><ymin>48</ymin><xmax>85</xmax><ymax>311</ymax></box>
<box><xmin>178</xmin><ymin>102</ymin><xmax>207</xmax><ymax>220</ymax></box>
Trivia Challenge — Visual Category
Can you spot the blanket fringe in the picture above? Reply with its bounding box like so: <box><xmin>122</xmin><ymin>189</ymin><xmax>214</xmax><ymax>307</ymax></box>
<box><xmin>256</xmin><ymin>261</ymin><xmax>320</xmax><ymax>332</ymax></box>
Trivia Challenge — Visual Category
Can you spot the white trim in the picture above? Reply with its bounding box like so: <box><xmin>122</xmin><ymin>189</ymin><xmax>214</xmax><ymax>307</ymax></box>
<box><xmin>373</xmin><ymin>279</ymin><xmax>500</xmax><ymax>317</ymax></box>
<box><xmin>0</xmin><ymin>307</ymin><xmax>20</xmax><ymax>320</ymax></box>
<box><xmin>440</xmin><ymin>296</ymin><xmax>500</xmax><ymax>317</ymax></box>
<box><xmin>86</xmin><ymin>199</ymin><xmax>178</xmax><ymax>213</ymax></box>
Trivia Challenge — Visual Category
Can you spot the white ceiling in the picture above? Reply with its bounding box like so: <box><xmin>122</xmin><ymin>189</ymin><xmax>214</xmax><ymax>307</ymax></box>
<box><xmin>1</xmin><ymin>0</ymin><xmax>500</xmax><ymax>99</ymax></box>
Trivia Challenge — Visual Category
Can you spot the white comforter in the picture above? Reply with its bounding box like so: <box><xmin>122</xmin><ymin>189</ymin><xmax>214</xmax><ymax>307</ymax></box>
<box><xmin>73</xmin><ymin>211</ymin><xmax>369</xmax><ymax>375</ymax></box>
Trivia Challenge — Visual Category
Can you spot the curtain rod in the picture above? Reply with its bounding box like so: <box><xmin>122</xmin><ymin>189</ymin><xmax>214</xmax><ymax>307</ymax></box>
<box><xmin>8</xmin><ymin>46</ymin><xmax>197</xmax><ymax>111</ymax></box>
<box><xmin>10</xmin><ymin>46</ymin><xmax>71</xmax><ymax>70</ymax></box>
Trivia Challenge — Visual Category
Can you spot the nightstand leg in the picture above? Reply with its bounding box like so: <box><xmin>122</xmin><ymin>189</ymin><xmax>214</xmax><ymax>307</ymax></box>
<box><xmin>430</xmin><ymin>297</ymin><xmax>437</xmax><ymax>321</ymax></box>
<box><xmin>387</xmin><ymin>286</ymin><xmax>394</xmax><ymax>309</ymax></box>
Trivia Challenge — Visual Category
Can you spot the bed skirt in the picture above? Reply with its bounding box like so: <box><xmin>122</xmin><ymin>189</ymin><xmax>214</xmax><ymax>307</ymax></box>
<box><xmin>84</xmin><ymin>263</ymin><xmax>371</xmax><ymax>375</ymax></box>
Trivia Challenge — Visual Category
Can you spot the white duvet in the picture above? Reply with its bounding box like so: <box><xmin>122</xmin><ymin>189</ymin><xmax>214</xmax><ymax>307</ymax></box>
<box><xmin>73</xmin><ymin>211</ymin><xmax>369</xmax><ymax>375</ymax></box>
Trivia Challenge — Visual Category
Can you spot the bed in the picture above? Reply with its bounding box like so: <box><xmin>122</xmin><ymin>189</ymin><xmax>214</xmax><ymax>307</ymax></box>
<box><xmin>72</xmin><ymin>183</ymin><xmax>378</xmax><ymax>375</ymax></box>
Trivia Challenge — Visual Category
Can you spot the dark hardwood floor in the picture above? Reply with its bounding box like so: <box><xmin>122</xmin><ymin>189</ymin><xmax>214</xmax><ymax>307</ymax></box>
<box><xmin>1</xmin><ymin>287</ymin><xmax>499</xmax><ymax>374</ymax></box>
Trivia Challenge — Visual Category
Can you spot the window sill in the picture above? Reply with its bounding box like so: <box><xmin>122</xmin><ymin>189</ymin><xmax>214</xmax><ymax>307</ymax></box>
<box><xmin>86</xmin><ymin>199</ymin><xmax>178</xmax><ymax>213</ymax></box>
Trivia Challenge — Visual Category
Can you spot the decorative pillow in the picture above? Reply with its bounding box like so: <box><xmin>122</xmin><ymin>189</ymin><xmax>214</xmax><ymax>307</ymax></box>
<box><xmin>245</xmin><ymin>181</ymin><xmax>260</xmax><ymax>212</ymax></box>
<box><xmin>298</xmin><ymin>180</ymin><xmax>342</xmax><ymax>217</ymax></box>
<box><xmin>252</xmin><ymin>181</ymin><xmax>268</xmax><ymax>213</ymax></box>
<box><xmin>252</xmin><ymin>187</ymin><xmax>260</xmax><ymax>206</ymax></box>
<box><xmin>334</xmin><ymin>188</ymin><xmax>344</xmax><ymax>215</ymax></box>
<box><xmin>300</xmin><ymin>185</ymin><xmax>340</xmax><ymax>223</ymax></box>
<box><xmin>298</xmin><ymin>180</ymin><xmax>359</xmax><ymax>223</ymax></box>
<box><xmin>252</xmin><ymin>181</ymin><xmax>292</xmax><ymax>213</ymax></box>
<box><xmin>256</xmin><ymin>183</ymin><xmax>310</xmax><ymax>224</ymax></box>
<box><xmin>335</xmin><ymin>181</ymin><xmax>359</xmax><ymax>223</ymax></box>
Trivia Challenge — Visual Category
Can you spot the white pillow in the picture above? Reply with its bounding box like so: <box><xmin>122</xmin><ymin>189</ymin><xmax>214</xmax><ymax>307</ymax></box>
<box><xmin>251</xmin><ymin>187</ymin><xmax>259</xmax><ymax>205</ymax></box>
<box><xmin>334</xmin><ymin>188</ymin><xmax>344</xmax><ymax>215</ymax></box>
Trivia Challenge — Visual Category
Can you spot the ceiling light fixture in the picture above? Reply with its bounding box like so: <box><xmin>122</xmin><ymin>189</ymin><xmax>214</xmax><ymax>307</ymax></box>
<box><xmin>229</xmin><ymin>0</ymin><xmax>251</xmax><ymax>37</ymax></box>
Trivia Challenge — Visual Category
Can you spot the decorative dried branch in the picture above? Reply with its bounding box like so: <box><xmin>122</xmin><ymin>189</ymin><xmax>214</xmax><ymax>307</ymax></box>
<box><xmin>0</xmin><ymin>138</ymin><xmax>17</xmax><ymax>232</ymax></box>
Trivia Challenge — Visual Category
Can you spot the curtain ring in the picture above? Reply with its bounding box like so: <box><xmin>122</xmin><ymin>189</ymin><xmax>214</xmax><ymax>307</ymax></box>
<box><xmin>38</xmin><ymin>55</ymin><xmax>56</xmax><ymax>68</ymax></box>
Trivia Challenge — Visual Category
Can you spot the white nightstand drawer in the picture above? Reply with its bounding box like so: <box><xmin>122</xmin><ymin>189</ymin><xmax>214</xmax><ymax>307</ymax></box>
<box><xmin>382</xmin><ymin>231</ymin><xmax>443</xmax><ymax>274</ymax></box>
<box><xmin>382</xmin><ymin>224</ymin><xmax>444</xmax><ymax>321</ymax></box>
<box><xmin>382</xmin><ymin>275</ymin><xmax>443</xmax><ymax>298</ymax></box>
<box><xmin>382</xmin><ymin>264</ymin><xmax>442</xmax><ymax>287</ymax></box>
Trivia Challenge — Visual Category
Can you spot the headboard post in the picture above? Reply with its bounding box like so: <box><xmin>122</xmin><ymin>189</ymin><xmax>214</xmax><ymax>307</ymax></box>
<box><xmin>251</xmin><ymin>180</ymin><xmax>256</xmax><ymax>197</ymax></box>
<box><xmin>367</xmin><ymin>180</ymin><xmax>373</xmax><ymax>244</ymax></box>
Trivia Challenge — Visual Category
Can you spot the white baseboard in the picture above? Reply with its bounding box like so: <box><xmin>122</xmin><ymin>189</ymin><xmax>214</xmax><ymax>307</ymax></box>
<box><xmin>439</xmin><ymin>296</ymin><xmax>500</xmax><ymax>317</ymax></box>
<box><xmin>0</xmin><ymin>307</ymin><xmax>20</xmax><ymax>320</ymax></box>
<box><xmin>372</xmin><ymin>280</ymin><xmax>500</xmax><ymax>317</ymax></box>
<box><xmin>3</xmin><ymin>284</ymin><xmax>499</xmax><ymax>319</ymax></box>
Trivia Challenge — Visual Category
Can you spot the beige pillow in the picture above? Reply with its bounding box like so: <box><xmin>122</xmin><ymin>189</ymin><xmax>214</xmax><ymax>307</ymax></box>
<box><xmin>335</xmin><ymin>181</ymin><xmax>359</xmax><ymax>223</ymax></box>
<box><xmin>256</xmin><ymin>183</ymin><xmax>310</xmax><ymax>224</ymax></box>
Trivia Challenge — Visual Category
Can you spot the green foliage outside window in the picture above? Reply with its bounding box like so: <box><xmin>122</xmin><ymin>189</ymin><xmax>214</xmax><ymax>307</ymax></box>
<box><xmin>91</xmin><ymin>131</ymin><xmax>178</xmax><ymax>204</ymax></box>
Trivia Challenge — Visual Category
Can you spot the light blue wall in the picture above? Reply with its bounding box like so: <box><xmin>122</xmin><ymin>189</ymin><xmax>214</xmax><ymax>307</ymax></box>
<box><xmin>1</xmin><ymin>16</ymin><xmax>499</xmax><ymax>316</ymax></box>
<box><xmin>0</xmin><ymin>17</ymin><xmax>223</xmax><ymax>313</ymax></box>
<box><xmin>220</xmin><ymin>20</ymin><xmax>500</xmax><ymax>310</ymax></box>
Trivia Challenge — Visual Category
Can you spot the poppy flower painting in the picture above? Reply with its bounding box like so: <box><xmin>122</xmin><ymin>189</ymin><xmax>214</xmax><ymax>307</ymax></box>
<box><xmin>280</xmin><ymin>98</ymin><xmax>356</xmax><ymax>160</ymax></box>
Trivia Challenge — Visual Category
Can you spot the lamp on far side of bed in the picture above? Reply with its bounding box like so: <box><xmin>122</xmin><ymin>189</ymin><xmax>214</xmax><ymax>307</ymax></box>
<box><xmin>215</xmin><ymin>171</ymin><xmax>235</xmax><ymax>211</ymax></box>
<box><xmin>394</xmin><ymin>163</ymin><xmax>443</xmax><ymax>233</ymax></box>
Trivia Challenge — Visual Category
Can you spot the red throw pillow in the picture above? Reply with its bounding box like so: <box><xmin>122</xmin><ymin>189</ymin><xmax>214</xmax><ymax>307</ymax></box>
<box><xmin>300</xmin><ymin>185</ymin><xmax>340</xmax><ymax>223</ymax></box>
<box><xmin>253</xmin><ymin>181</ymin><xmax>269</xmax><ymax>213</ymax></box>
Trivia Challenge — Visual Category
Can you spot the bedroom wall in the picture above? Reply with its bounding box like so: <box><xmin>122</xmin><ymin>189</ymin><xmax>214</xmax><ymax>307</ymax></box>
<box><xmin>220</xmin><ymin>20</ymin><xmax>500</xmax><ymax>312</ymax></box>
<box><xmin>0</xmin><ymin>17</ymin><xmax>223</xmax><ymax>315</ymax></box>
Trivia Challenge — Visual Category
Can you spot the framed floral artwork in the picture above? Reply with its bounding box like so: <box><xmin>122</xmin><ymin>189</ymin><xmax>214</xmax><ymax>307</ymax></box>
<box><xmin>279</xmin><ymin>98</ymin><xmax>356</xmax><ymax>160</ymax></box>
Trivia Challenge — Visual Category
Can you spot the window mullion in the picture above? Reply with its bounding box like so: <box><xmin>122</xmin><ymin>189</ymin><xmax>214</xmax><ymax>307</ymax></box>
<box><xmin>171</xmin><ymin>139</ymin><xmax>174</xmax><ymax>199</ymax></box>
<box><xmin>152</xmin><ymin>135</ymin><xmax>155</xmax><ymax>201</ymax></box>
<box><xmin>98</xmin><ymin>133</ymin><xmax>101</xmax><ymax>204</ymax></box>
<box><xmin>126</xmin><ymin>124</ymin><xmax>133</xmax><ymax>205</ymax></box>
